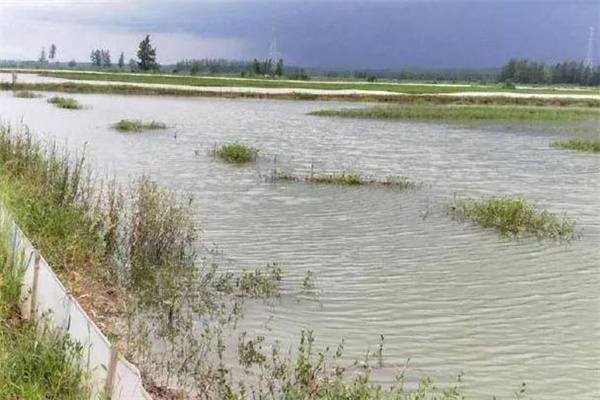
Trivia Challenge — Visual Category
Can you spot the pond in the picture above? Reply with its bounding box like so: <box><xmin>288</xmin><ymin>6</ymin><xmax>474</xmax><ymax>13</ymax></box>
<box><xmin>1</xmin><ymin>90</ymin><xmax>598</xmax><ymax>399</ymax></box>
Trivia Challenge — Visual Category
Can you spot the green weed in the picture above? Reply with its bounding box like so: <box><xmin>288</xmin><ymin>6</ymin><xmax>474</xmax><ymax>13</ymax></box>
<box><xmin>47</xmin><ymin>96</ymin><xmax>82</xmax><ymax>109</ymax></box>
<box><xmin>114</xmin><ymin>119</ymin><xmax>167</xmax><ymax>132</ymax></box>
<box><xmin>552</xmin><ymin>138</ymin><xmax>600</xmax><ymax>153</ymax></box>
<box><xmin>214</xmin><ymin>143</ymin><xmax>258</xmax><ymax>164</ymax></box>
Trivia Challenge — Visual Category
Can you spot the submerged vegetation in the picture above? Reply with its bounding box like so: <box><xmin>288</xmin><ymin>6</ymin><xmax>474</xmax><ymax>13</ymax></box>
<box><xmin>114</xmin><ymin>119</ymin><xmax>167</xmax><ymax>132</ymax></box>
<box><xmin>552</xmin><ymin>138</ymin><xmax>600</xmax><ymax>153</ymax></box>
<box><xmin>309</xmin><ymin>104</ymin><xmax>600</xmax><ymax>122</ymax></box>
<box><xmin>214</xmin><ymin>143</ymin><xmax>258</xmax><ymax>164</ymax></box>
<box><xmin>0</xmin><ymin>229</ymin><xmax>90</xmax><ymax>400</ymax></box>
<box><xmin>12</xmin><ymin>90</ymin><xmax>41</xmax><ymax>98</ymax></box>
<box><xmin>270</xmin><ymin>168</ymin><xmax>418</xmax><ymax>190</ymax></box>
<box><xmin>47</xmin><ymin>96</ymin><xmax>82</xmax><ymax>109</ymax></box>
<box><xmin>447</xmin><ymin>196</ymin><xmax>577</xmax><ymax>241</ymax></box>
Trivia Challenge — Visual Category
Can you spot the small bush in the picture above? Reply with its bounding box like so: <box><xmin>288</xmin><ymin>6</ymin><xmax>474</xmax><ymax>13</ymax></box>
<box><xmin>114</xmin><ymin>119</ymin><xmax>167</xmax><ymax>132</ymax></box>
<box><xmin>47</xmin><ymin>96</ymin><xmax>82</xmax><ymax>109</ymax></box>
<box><xmin>13</xmin><ymin>90</ymin><xmax>41</xmax><ymax>98</ymax></box>
<box><xmin>214</xmin><ymin>143</ymin><xmax>258</xmax><ymax>164</ymax></box>
<box><xmin>447</xmin><ymin>196</ymin><xmax>577</xmax><ymax>241</ymax></box>
<box><xmin>270</xmin><ymin>169</ymin><xmax>417</xmax><ymax>189</ymax></box>
<box><xmin>552</xmin><ymin>139</ymin><xmax>600</xmax><ymax>153</ymax></box>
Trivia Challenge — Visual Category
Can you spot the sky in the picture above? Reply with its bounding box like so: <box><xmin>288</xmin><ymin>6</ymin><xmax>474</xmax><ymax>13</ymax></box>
<box><xmin>1</xmin><ymin>0</ymin><xmax>599</xmax><ymax>69</ymax></box>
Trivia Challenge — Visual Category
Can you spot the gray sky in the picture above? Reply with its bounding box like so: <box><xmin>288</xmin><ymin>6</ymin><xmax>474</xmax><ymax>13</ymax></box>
<box><xmin>1</xmin><ymin>0</ymin><xmax>598</xmax><ymax>68</ymax></box>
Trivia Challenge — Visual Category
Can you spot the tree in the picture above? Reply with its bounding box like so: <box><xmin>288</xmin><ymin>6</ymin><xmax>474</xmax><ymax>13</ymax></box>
<box><xmin>137</xmin><ymin>35</ymin><xmax>158</xmax><ymax>71</ymax></box>
<box><xmin>275</xmin><ymin>58</ymin><xmax>284</xmax><ymax>77</ymax></box>
<box><xmin>38</xmin><ymin>47</ymin><xmax>47</xmax><ymax>63</ymax></box>
<box><xmin>190</xmin><ymin>61</ymin><xmax>200</xmax><ymax>76</ymax></box>
<box><xmin>118</xmin><ymin>52</ymin><xmax>125</xmax><ymax>69</ymax></box>
<box><xmin>49</xmin><ymin>44</ymin><xmax>57</xmax><ymax>61</ymax></box>
<box><xmin>101</xmin><ymin>50</ymin><xmax>112</xmax><ymax>67</ymax></box>
<box><xmin>68</xmin><ymin>59</ymin><xmax>77</xmax><ymax>68</ymax></box>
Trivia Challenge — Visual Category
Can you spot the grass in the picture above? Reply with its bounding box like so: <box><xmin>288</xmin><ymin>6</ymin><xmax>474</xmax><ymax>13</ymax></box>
<box><xmin>552</xmin><ymin>138</ymin><xmax>600</xmax><ymax>153</ymax></box>
<box><xmin>47</xmin><ymin>96</ymin><xmax>82</xmax><ymax>109</ymax></box>
<box><xmin>12</xmin><ymin>90</ymin><xmax>41</xmax><ymax>98</ymax></box>
<box><xmin>0</xmin><ymin>226</ymin><xmax>90</xmax><ymax>400</ymax></box>
<box><xmin>3</xmin><ymin>82</ymin><xmax>600</xmax><ymax>108</ymax></box>
<box><xmin>270</xmin><ymin>168</ymin><xmax>418</xmax><ymax>190</ymax></box>
<box><xmin>35</xmin><ymin>70</ymin><xmax>600</xmax><ymax>96</ymax></box>
<box><xmin>214</xmin><ymin>143</ymin><xmax>258</xmax><ymax>164</ymax></box>
<box><xmin>114</xmin><ymin>119</ymin><xmax>167</xmax><ymax>132</ymax></box>
<box><xmin>447</xmin><ymin>196</ymin><xmax>577</xmax><ymax>241</ymax></box>
<box><xmin>309</xmin><ymin>104</ymin><xmax>600</xmax><ymax>122</ymax></box>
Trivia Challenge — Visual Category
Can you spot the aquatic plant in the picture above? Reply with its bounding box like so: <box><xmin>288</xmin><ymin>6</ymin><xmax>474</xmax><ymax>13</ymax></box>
<box><xmin>214</xmin><ymin>143</ymin><xmax>258</xmax><ymax>164</ymax></box>
<box><xmin>447</xmin><ymin>196</ymin><xmax>577</xmax><ymax>241</ymax></box>
<box><xmin>47</xmin><ymin>96</ymin><xmax>82</xmax><ymax>109</ymax></box>
<box><xmin>114</xmin><ymin>119</ymin><xmax>167</xmax><ymax>132</ymax></box>
<box><xmin>309</xmin><ymin>104</ymin><xmax>600</xmax><ymax>122</ymax></box>
<box><xmin>552</xmin><ymin>138</ymin><xmax>600</xmax><ymax>153</ymax></box>
<box><xmin>12</xmin><ymin>90</ymin><xmax>41</xmax><ymax>98</ymax></box>
<box><xmin>270</xmin><ymin>168</ymin><xmax>418</xmax><ymax>190</ymax></box>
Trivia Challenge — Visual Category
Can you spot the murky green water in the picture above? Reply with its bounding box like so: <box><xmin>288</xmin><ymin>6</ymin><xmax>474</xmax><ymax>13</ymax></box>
<box><xmin>1</xmin><ymin>89</ymin><xmax>598</xmax><ymax>399</ymax></box>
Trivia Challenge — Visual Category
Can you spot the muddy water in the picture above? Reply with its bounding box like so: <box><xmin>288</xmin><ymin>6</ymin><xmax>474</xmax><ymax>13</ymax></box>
<box><xmin>1</xmin><ymin>90</ymin><xmax>598</xmax><ymax>399</ymax></box>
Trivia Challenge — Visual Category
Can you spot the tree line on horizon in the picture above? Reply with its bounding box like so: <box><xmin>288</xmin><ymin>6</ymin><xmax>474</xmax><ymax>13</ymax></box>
<box><xmin>499</xmin><ymin>58</ymin><xmax>600</xmax><ymax>87</ymax></box>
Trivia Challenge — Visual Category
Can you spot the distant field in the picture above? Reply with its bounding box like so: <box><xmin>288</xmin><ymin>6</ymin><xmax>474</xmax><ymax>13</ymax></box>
<box><xmin>30</xmin><ymin>70</ymin><xmax>600</xmax><ymax>96</ymax></box>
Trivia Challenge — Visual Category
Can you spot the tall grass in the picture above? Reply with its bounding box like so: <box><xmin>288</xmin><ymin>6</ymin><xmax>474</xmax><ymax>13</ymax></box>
<box><xmin>309</xmin><ymin>104</ymin><xmax>600</xmax><ymax>122</ymax></box>
<box><xmin>0</xmin><ymin>223</ymin><xmax>90</xmax><ymax>400</ymax></box>
<box><xmin>447</xmin><ymin>196</ymin><xmax>577</xmax><ymax>241</ymax></box>
<box><xmin>47</xmin><ymin>96</ymin><xmax>82</xmax><ymax>109</ymax></box>
<box><xmin>552</xmin><ymin>138</ymin><xmax>600</xmax><ymax>153</ymax></box>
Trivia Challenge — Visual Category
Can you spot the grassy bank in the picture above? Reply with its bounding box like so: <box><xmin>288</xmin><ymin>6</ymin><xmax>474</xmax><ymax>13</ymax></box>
<box><xmin>3</xmin><ymin>82</ymin><xmax>599</xmax><ymax>108</ymax></box>
<box><xmin>47</xmin><ymin>96</ymin><xmax>82</xmax><ymax>109</ymax></box>
<box><xmin>114</xmin><ymin>119</ymin><xmax>167</xmax><ymax>132</ymax></box>
<box><xmin>309</xmin><ymin>104</ymin><xmax>600</xmax><ymax>122</ymax></box>
<box><xmin>552</xmin><ymin>138</ymin><xmax>600</xmax><ymax>153</ymax></box>
<box><xmin>447</xmin><ymin>196</ymin><xmax>577</xmax><ymax>241</ymax></box>
<box><xmin>36</xmin><ymin>70</ymin><xmax>600</xmax><ymax>96</ymax></box>
<box><xmin>270</xmin><ymin>168</ymin><xmax>418</xmax><ymax>190</ymax></box>
<box><xmin>0</xmin><ymin>228</ymin><xmax>90</xmax><ymax>400</ymax></box>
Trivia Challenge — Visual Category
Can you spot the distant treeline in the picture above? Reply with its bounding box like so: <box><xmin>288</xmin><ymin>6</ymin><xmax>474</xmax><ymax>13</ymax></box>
<box><xmin>306</xmin><ymin>67</ymin><xmax>500</xmax><ymax>82</ymax></box>
<box><xmin>499</xmin><ymin>59</ymin><xmax>600</xmax><ymax>86</ymax></box>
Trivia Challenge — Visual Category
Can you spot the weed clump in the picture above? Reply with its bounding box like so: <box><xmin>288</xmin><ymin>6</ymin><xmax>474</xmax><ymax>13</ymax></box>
<box><xmin>13</xmin><ymin>90</ymin><xmax>41</xmax><ymax>98</ymax></box>
<box><xmin>214</xmin><ymin>143</ymin><xmax>258</xmax><ymax>164</ymax></box>
<box><xmin>47</xmin><ymin>96</ymin><xmax>82</xmax><ymax>109</ymax></box>
<box><xmin>114</xmin><ymin>119</ymin><xmax>167</xmax><ymax>132</ymax></box>
<box><xmin>447</xmin><ymin>196</ymin><xmax>577</xmax><ymax>241</ymax></box>
<box><xmin>552</xmin><ymin>139</ymin><xmax>600</xmax><ymax>153</ymax></box>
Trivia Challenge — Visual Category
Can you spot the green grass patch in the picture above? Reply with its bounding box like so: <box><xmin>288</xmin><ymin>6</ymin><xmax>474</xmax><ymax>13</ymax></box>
<box><xmin>447</xmin><ymin>196</ymin><xmax>577</xmax><ymax>241</ymax></box>
<box><xmin>0</xmin><ymin>230</ymin><xmax>90</xmax><ymax>400</ymax></box>
<box><xmin>47</xmin><ymin>96</ymin><xmax>82</xmax><ymax>109</ymax></box>
<box><xmin>310</xmin><ymin>104</ymin><xmax>600</xmax><ymax>122</ymax></box>
<box><xmin>552</xmin><ymin>138</ymin><xmax>600</xmax><ymax>153</ymax></box>
<box><xmin>214</xmin><ymin>143</ymin><xmax>258</xmax><ymax>164</ymax></box>
<box><xmin>12</xmin><ymin>90</ymin><xmax>41</xmax><ymax>98</ymax></box>
<box><xmin>271</xmin><ymin>169</ymin><xmax>418</xmax><ymax>190</ymax></box>
<box><xmin>113</xmin><ymin>119</ymin><xmax>167</xmax><ymax>132</ymax></box>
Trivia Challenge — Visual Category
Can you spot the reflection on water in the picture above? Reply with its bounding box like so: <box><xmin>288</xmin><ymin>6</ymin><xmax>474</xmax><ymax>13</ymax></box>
<box><xmin>1</xmin><ymin>91</ymin><xmax>598</xmax><ymax>399</ymax></box>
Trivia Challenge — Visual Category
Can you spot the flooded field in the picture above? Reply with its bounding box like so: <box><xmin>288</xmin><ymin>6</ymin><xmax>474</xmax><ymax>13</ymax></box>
<box><xmin>0</xmin><ymin>90</ymin><xmax>598</xmax><ymax>399</ymax></box>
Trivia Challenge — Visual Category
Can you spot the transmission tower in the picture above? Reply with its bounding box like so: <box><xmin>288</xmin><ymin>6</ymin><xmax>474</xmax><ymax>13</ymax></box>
<box><xmin>268</xmin><ymin>18</ymin><xmax>280</xmax><ymax>64</ymax></box>
<box><xmin>585</xmin><ymin>26</ymin><xmax>595</xmax><ymax>68</ymax></box>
